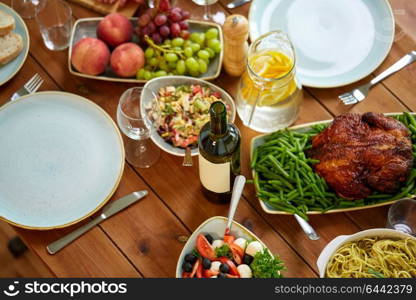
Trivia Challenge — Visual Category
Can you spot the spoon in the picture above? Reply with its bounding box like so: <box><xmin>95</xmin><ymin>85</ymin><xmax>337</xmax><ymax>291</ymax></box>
<box><xmin>224</xmin><ymin>175</ymin><xmax>246</xmax><ymax>236</ymax></box>
<box><xmin>294</xmin><ymin>213</ymin><xmax>320</xmax><ymax>240</ymax></box>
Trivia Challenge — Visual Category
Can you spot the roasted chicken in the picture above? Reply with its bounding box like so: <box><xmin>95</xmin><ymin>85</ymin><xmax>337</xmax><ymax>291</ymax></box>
<box><xmin>307</xmin><ymin>113</ymin><xmax>413</xmax><ymax>199</ymax></box>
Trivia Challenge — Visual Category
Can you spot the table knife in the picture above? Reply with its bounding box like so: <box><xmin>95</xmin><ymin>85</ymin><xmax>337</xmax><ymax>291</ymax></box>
<box><xmin>47</xmin><ymin>190</ymin><xmax>148</xmax><ymax>255</ymax></box>
<box><xmin>227</xmin><ymin>0</ymin><xmax>251</xmax><ymax>9</ymax></box>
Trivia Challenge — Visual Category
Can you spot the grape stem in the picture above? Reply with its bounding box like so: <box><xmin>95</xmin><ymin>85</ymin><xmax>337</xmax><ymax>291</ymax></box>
<box><xmin>144</xmin><ymin>35</ymin><xmax>185</xmax><ymax>59</ymax></box>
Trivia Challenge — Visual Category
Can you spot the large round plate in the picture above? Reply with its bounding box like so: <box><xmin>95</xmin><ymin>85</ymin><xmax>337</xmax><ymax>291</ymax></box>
<box><xmin>0</xmin><ymin>2</ymin><xmax>30</xmax><ymax>86</ymax></box>
<box><xmin>249</xmin><ymin>0</ymin><xmax>394</xmax><ymax>88</ymax></box>
<box><xmin>0</xmin><ymin>92</ymin><xmax>125</xmax><ymax>229</ymax></box>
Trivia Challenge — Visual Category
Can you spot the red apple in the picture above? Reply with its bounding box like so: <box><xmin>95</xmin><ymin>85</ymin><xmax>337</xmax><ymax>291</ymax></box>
<box><xmin>110</xmin><ymin>43</ymin><xmax>145</xmax><ymax>78</ymax></box>
<box><xmin>97</xmin><ymin>13</ymin><xmax>133</xmax><ymax>48</ymax></box>
<box><xmin>71</xmin><ymin>38</ymin><xmax>110</xmax><ymax>75</ymax></box>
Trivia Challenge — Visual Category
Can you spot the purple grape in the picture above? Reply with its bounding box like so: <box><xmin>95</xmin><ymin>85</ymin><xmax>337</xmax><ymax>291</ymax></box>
<box><xmin>169</xmin><ymin>11</ymin><xmax>182</xmax><ymax>22</ymax></box>
<box><xmin>141</xmin><ymin>25</ymin><xmax>151</xmax><ymax>37</ymax></box>
<box><xmin>155</xmin><ymin>14</ymin><xmax>167</xmax><ymax>26</ymax></box>
<box><xmin>181</xmin><ymin>10</ymin><xmax>190</xmax><ymax>20</ymax></box>
<box><xmin>170</xmin><ymin>23</ymin><xmax>181</xmax><ymax>37</ymax></box>
<box><xmin>147</xmin><ymin>21</ymin><xmax>156</xmax><ymax>34</ymax></box>
<box><xmin>152</xmin><ymin>32</ymin><xmax>163</xmax><ymax>44</ymax></box>
<box><xmin>138</xmin><ymin>13</ymin><xmax>151</xmax><ymax>27</ymax></box>
<box><xmin>179</xmin><ymin>21</ymin><xmax>188</xmax><ymax>30</ymax></box>
<box><xmin>159</xmin><ymin>25</ymin><xmax>170</xmax><ymax>37</ymax></box>
<box><xmin>180</xmin><ymin>30</ymin><xmax>190</xmax><ymax>40</ymax></box>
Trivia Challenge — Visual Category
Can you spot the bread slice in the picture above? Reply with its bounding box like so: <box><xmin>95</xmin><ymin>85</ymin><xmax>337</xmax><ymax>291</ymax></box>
<box><xmin>0</xmin><ymin>11</ymin><xmax>15</xmax><ymax>36</ymax></box>
<box><xmin>0</xmin><ymin>32</ymin><xmax>23</xmax><ymax>65</ymax></box>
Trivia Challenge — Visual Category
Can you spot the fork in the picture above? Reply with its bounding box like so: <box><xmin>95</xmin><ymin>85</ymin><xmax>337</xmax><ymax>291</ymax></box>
<box><xmin>182</xmin><ymin>147</ymin><xmax>193</xmax><ymax>167</ymax></box>
<box><xmin>338</xmin><ymin>51</ymin><xmax>416</xmax><ymax>105</ymax></box>
<box><xmin>10</xmin><ymin>74</ymin><xmax>44</xmax><ymax>101</ymax></box>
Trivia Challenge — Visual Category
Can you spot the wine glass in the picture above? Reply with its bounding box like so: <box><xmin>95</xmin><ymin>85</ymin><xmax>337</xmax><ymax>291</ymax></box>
<box><xmin>387</xmin><ymin>198</ymin><xmax>416</xmax><ymax>236</ymax></box>
<box><xmin>192</xmin><ymin>0</ymin><xmax>219</xmax><ymax>22</ymax></box>
<box><xmin>117</xmin><ymin>87</ymin><xmax>160</xmax><ymax>168</ymax></box>
<box><xmin>12</xmin><ymin>0</ymin><xmax>46</xmax><ymax>19</ymax></box>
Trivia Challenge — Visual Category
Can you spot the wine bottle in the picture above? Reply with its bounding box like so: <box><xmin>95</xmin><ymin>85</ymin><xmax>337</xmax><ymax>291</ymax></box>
<box><xmin>198</xmin><ymin>101</ymin><xmax>241</xmax><ymax>203</ymax></box>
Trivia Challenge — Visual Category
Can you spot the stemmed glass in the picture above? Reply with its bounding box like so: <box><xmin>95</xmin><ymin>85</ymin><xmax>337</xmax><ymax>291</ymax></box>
<box><xmin>192</xmin><ymin>0</ymin><xmax>219</xmax><ymax>22</ymax></box>
<box><xmin>117</xmin><ymin>87</ymin><xmax>160</xmax><ymax>168</ymax></box>
<box><xmin>387</xmin><ymin>198</ymin><xmax>416</xmax><ymax>236</ymax></box>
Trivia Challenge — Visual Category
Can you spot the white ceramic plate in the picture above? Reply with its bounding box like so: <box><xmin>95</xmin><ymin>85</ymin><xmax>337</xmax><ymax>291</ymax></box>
<box><xmin>141</xmin><ymin>76</ymin><xmax>236</xmax><ymax>157</ymax></box>
<box><xmin>175</xmin><ymin>216</ymin><xmax>270</xmax><ymax>278</ymax></box>
<box><xmin>317</xmin><ymin>228</ymin><xmax>416</xmax><ymax>277</ymax></box>
<box><xmin>0</xmin><ymin>92</ymin><xmax>125</xmax><ymax>229</ymax></box>
<box><xmin>0</xmin><ymin>2</ymin><xmax>30</xmax><ymax>86</ymax></box>
<box><xmin>249</xmin><ymin>0</ymin><xmax>394</xmax><ymax>88</ymax></box>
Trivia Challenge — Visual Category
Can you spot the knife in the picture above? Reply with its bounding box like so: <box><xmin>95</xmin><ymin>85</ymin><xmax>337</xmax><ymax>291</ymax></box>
<box><xmin>47</xmin><ymin>190</ymin><xmax>148</xmax><ymax>255</ymax></box>
<box><xmin>227</xmin><ymin>0</ymin><xmax>251</xmax><ymax>9</ymax></box>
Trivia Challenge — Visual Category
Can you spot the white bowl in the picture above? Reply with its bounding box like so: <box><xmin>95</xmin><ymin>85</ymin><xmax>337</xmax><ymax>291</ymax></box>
<box><xmin>141</xmin><ymin>76</ymin><xmax>236</xmax><ymax>157</ymax></box>
<box><xmin>317</xmin><ymin>228</ymin><xmax>416</xmax><ymax>278</ymax></box>
<box><xmin>176</xmin><ymin>216</ymin><xmax>268</xmax><ymax>278</ymax></box>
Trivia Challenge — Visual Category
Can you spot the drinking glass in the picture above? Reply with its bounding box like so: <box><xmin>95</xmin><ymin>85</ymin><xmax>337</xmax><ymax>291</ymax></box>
<box><xmin>192</xmin><ymin>0</ymin><xmax>219</xmax><ymax>22</ymax></box>
<box><xmin>117</xmin><ymin>87</ymin><xmax>160</xmax><ymax>168</ymax></box>
<box><xmin>35</xmin><ymin>0</ymin><xmax>72</xmax><ymax>51</ymax></box>
<box><xmin>12</xmin><ymin>0</ymin><xmax>45</xmax><ymax>19</ymax></box>
<box><xmin>387</xmin><ymin>198</ymin><xmax>416</xmax><ymax>236</ymax></box>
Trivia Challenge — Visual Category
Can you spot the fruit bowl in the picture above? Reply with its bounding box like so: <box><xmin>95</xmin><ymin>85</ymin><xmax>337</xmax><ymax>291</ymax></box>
<box><xmin>175</xmin><ymin>216</ymin><xmax>270</xmax><ymax>278</ymax></box>
<box><xmin>140</xmin><ymin>76</ymin><xmax>236</xmax><ymax>157</ymax></box>
<box><xmin>68</xmin><ymin>18</ymin><xmax>224</xmax><ymax>82</ymax></box>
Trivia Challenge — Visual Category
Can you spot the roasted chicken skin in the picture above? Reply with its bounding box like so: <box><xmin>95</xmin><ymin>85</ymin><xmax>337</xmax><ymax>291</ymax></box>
<box><xmin>307</xmin><ymin>113</ymin><xmax>413</xmax><ymax>199</ymax></box>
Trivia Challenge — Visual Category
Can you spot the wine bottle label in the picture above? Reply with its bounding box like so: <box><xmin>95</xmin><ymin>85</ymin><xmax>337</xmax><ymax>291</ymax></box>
<box><xmin>199</xmin><ymin>154</ymin><xmax>230</xmax><ymax>193</ymax></box>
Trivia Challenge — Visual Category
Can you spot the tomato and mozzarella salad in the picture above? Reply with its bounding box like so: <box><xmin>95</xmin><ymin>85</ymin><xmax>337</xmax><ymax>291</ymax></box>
<box><xmin>181</xmin><ymin>233</ymin><xmax>285</xmax><ymax>278</ymax></box>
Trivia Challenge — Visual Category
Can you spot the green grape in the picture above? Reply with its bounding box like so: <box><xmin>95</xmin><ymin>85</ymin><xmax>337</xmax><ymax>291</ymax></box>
<box><xmin>190</xmin><ymin>32</ymin><xmax>200</xmax><ymax>43</ymax></box>
<box><xmin>172</xmin><ymin>46</ymin><xmax>182</xmax><ymax>52</ymax></box>
<box><xmin>205</xmin><ymin>48</ymin><xmax>215</xmax><ymax>58</ymax></box>
<box><xmin>172</xmin><ymin>37</ymin><xmax>185</xmax><ymax>47</ymax></box>
<box><xmin>155</xmin><ymin>70</ymin><xmax>168</xmax><ymax>77</ymax></box>
<box><xmin>144</xmin><ymin>64</ymin><xmax>152</xmax><ymax>71</ymax></box>
<box><xmin>190</xmin><ymin>43</ymin><xmax>201</xmax><ymax>52</ymax></box>
<box><xmin>159</xmin><ymin>59</ymin><xmax>169</xmax><ymax>71</ymax></box>
<box><xmin>189</xmin><ymin>69</ymin><xmax>200</xmax><ymax>77</ymax></box>
<box><xmin>205</xmin><ymin>28</ymin><xmax>219</xmax><ymax>40</ymax></box>
<box><xmin>197</xmin><ymin>50</ymin><xmax>210</xmax><ymax>60</ymax></box>
<box><xmin>200</xmin><ymin>56</ymin><xmax>210</xmax><ymax>64</ymax></box>
<box><xmin>149</xmin><ymin>57</ymin><xmax>159</xmax><ymax>67</ymax></box>
<box><xmin>165</xmin><ymin>53</ymin><xmax>178</xmax><ymax>62</ymax></box>
<box><xmin>168</xmin><ymin>60</ymin><xmax>177</xmax><ymax>69</ymax></box>
<box><xmin>163</xmin><ymin>39</ymin><xmax>172</xmax><ymax>46</ymax></box>
<box><xmin>176</xmin><ymin>60</ymin><xmax>186</xmax><ymax>75</ymax></box>
<box><xmin>185</xmin><ymin>57</ymin><xmax>199</xmax><ymax>73</ymax></box>
<box><xmin>197</xmin><ymin>33</ymin><xmax>205</xmax><ymax>45</ymax></box>
<box><xmin>184</xmin><ymin>40</ymin><xmax>192</xmax><ymax>48</ymax></box>
<box><xmin>136</xmin><ymin>68</ymin><xmax>145</xmax><ymax>79</ymax></box>
<box><xmin>144</xmin><ymin>47</ymin><xmax>155</xmax><ymax>58</ymax></box>
<box><xmin>144</xmin><ymin>70</ymin><xmax>152</xmax><ymax>80</ymax></box>
<box><xmin>208</xmin><ymin>39</ymin><xmax>222</xmax><ymax>53</ymax></box>
<box><xmin>184</xmin><ymin>47</ymin><xmax>193</xmax><ymax>57</ymax></box>
<box><xmin>168</xmin><ymin>72</ymin><xmax>174</xmax><ymax>76</ymax></box>
<box><xmin>197</xmin><ymin>59</ymin><xmax>208</xmax><ymax>74</ymax></box>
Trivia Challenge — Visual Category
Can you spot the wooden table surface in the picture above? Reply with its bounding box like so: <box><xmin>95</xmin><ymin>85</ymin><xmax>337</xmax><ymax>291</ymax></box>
<box><xmin>1</xmin><ymin>0</ymin><xmax>415</xmax><ymax>278</ymax></box>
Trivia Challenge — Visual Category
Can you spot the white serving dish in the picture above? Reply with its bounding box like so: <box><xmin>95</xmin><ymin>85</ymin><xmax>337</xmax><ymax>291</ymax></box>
<box><xmin>0</xmin><ymin>92</ymin><xmax>124</xmax><ymax>229</ymax></box>
<box><xmin>141</xmin><ymin>76</ymin><xmax>236</xmax><ymax>157</ymax></box>
<box><xmin>251</xmin><ymin>112</ymin><xmax>416</xmax><ymax>216</ymax></box>
<box><xmin>175</xmin><ymin>216</ymin><xmax>270</xmax><ymax>278</ymax></box>
<box><xmin>68</xmin><ymin>18</ymin><xmax>224</xmax><ymax>82</ymax></box>
<box><xmin>316</xmin><ymin>228</ymin><xmax>416</xmax><ymax>278</ymax></box>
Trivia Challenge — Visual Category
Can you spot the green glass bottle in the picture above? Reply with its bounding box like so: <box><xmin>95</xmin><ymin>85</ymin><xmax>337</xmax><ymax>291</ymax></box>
<box><xmin>198</xmin><ymin>101</ymin><xmax>241</xmax><ymax>203</ymax></box>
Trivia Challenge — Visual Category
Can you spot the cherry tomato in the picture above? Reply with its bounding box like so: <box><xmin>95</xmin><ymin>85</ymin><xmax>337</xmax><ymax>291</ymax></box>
<box><xmin>196</xmin><ymin>234</ymin><xmax>216</xmax><ymax>260</ymax></box>
<box><xmin>203</xmin><ymin>269</ymin><xmax>219</xmax><ymax>278</ymax></box>
<box><xmin>223</xmin><ymin>235</ymin><xmax>235</xmax><ymax>244</ymax></box>
<box><xmin>182</xmin><ymin>272</ymin><xmax>191</xmax><ymax>278</ymax></box>
<box><xmin>229</xmin><ymin>243</ymin><xmax>244</xmax><ymax>265</ymax></box>
<box><xmin>192</xmin><ymin>85</ymin><xmax>203</xmax><ymax>95</ymax></box>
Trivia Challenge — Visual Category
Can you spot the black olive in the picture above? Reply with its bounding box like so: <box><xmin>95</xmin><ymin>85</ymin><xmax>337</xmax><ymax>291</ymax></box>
<box><xmin>182</xmin><ymin>262</ymin><xmax>193</xmax><ymax>273</ymax></box>
<box><xmin>184</xmin><ymin>253</ymin><xmax>197</xmax><ymax>264</ymax></box>
<box><xmin>202</xmin><ymin>257</ymin><xmax>212</xmax><ymax>269</ymax></box>
<box><xmin>217</xmin><ymin>272</ymin><xmax>227</xmax><ymax>278</ymax></box>
<box><xmin>243</xmin><ymin>254</ymin><xmax>254</xmax><ymax>265</ymax></box>
<box><xmin>220</xmin><ymin>263</ymin><xmax>230</xmax><ymax>274</ymax></box>
<box><xmin>204</xmin><ymin>234</ymin><xmax>214</xmax><ymax>244</ymax></box>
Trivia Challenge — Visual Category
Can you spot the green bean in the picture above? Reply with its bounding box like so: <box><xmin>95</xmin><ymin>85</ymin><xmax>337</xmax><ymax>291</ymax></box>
<box><xmin>267</xmin><ymin>155</ymin><xmax>290</xmax><ymax>178</ymax></box>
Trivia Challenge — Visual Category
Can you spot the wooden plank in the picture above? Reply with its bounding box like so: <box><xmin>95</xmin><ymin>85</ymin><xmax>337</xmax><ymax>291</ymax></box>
<box><xmin>390</xmin><ymin>0</ymin><xmax>416</xmax><ymax>42</ymax></box>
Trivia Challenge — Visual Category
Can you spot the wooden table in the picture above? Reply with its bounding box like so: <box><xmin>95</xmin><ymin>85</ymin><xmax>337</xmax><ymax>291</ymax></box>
<box><xmin>1</xmin><ymin>0</ymin><xmax>415</xmax><ymax>278</ymax></box>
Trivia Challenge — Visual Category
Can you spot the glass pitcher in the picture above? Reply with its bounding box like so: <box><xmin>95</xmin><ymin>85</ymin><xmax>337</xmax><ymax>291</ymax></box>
<box><xmin>236</xmin><ymin>31</ymin><xmax>303</xmax><ymax>133</ymax></box>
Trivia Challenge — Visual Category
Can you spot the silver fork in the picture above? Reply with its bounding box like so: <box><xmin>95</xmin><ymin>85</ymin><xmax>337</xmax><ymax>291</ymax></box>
<box><xmin>339</xmin><ymin>51</ymin><xmax>416</xmax><ymax>105</ymax></box>
<box><xmin>10</xmin><ymin>74</ymin><xmax>44</xmax><ymax>101</ymax></box>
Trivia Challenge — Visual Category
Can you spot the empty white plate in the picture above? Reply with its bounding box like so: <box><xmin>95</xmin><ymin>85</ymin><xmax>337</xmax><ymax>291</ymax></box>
<box><xmin>0</xmin><ymin>92</ymin><xmax>124</xmax><ymax>229</ymax></box>
<box><xmin>249</xmin><ymin>0</ymin><xmax>394</xmax><ymax>88</ymax></box>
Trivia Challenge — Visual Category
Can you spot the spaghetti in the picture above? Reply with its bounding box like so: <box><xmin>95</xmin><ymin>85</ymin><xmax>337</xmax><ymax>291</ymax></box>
<box><xmin>326</xmin><ymin>237</ymin><xmax>416</xmax><ymax>278</ymax></box>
